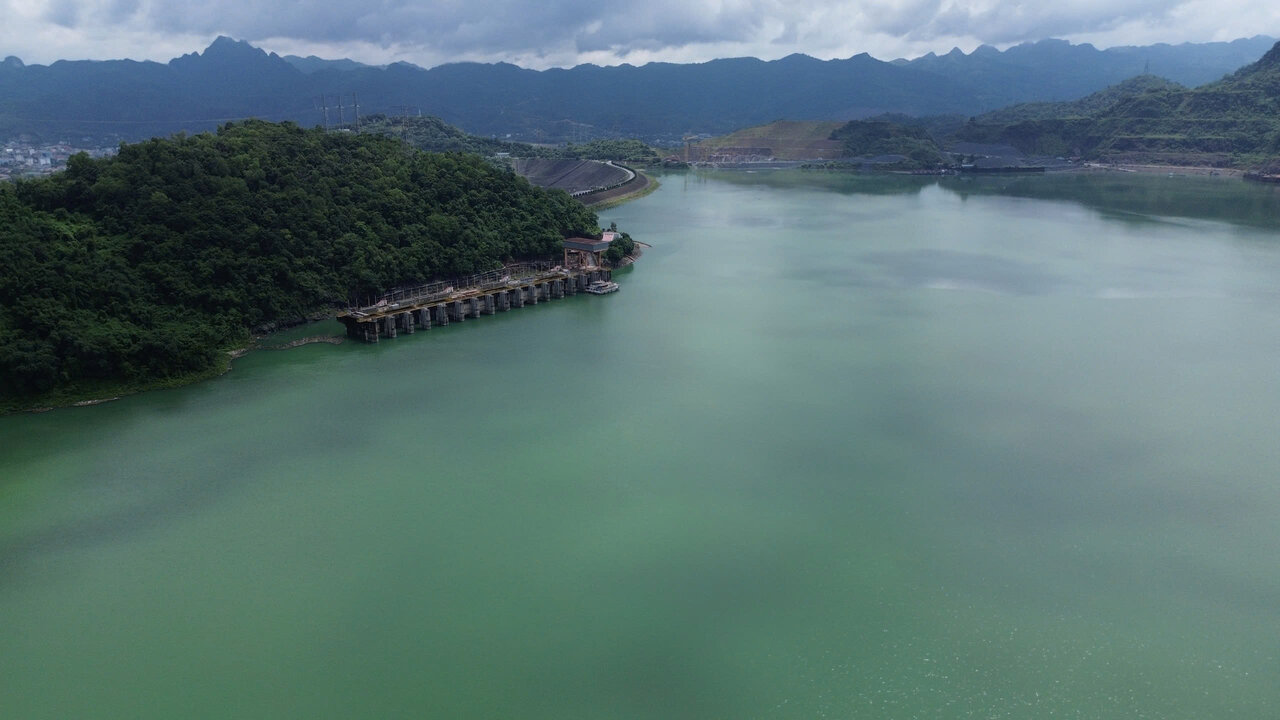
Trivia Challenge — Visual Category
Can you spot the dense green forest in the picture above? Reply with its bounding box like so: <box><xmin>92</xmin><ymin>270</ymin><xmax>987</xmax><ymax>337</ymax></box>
<box><xmin>551</xmin><ymin>140</ymin><xmax>659</xmax><ymax>164</ymax></box>
<box><xmin>357</xmin><ymin>116</ymin><xmax>660</xmax><ymax>164</ymax></box>
<box><xmin>0</xmin><ymin>121</ymin><xmax>598</xmax><ymax>407</ymax></box>
<box><xmin>358</xmin><ymin>114</ymin><xmax>539</xmax><ymax>156</ymax></box>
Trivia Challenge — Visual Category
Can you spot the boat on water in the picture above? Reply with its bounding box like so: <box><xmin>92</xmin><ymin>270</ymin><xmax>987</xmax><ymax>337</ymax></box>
<box><xmin>585</xmin><ymin>279</ymin><xmax>620</xmax><ymax>294</ymax></box>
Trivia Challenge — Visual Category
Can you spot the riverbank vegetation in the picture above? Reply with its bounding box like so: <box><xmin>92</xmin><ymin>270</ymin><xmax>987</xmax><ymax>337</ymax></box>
<box><xmin>0</xmin><ymin>120</ymin><xmax>598</xmax><ymax>410</ymax></box>
<box><xmin>605</xmin><ymin>230</ymin><xmax>637</xmax><ymax>265</ymax></box>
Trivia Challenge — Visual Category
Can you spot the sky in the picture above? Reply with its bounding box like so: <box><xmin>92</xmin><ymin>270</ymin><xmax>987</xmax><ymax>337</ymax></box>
<box><xmin>3</xmin><ymin>0</ymin><xmax>1279</xmax><ymax>69</ymax></box>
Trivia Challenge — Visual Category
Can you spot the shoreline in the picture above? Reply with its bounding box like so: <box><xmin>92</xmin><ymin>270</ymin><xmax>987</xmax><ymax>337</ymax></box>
<box><xmin>1074</xmin><ymin>162</ymin><xmax>1242</xmax><ymax>178</ymax></box>
<box><xmin>9</xmin><ymin>331</ymin><xmax>347</xmax><ymax>416</ymax></box>
<box><xmin>613</xmin><ymin>241</ymin><xmax>650</xmax><ymax>268</ymax></box>
<box><xmin>16</xmin><ymin>244</ymin><xmax>650</xmax><ymax>414</ymax></box>
<box><xmin>708</xmin><ymin>160</ymin><xmax>1250</xmax><ymax>179</ymax></box>
<box><xmin>586</xmin><ymin>171</ymin><xmax>658</xmax><ymax>209</ymax></box>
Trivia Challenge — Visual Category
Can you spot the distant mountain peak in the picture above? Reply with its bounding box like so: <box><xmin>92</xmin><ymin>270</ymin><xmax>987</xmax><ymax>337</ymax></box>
<box><xmin>2</xmin><ymin>55</ymin><xmax>23</xmax><ymax>69</ymax></box>
<box><xmin>168</xmin><ymin>36</ymin><xmax>296</xmax><ymax>76</ymax></box>
<box><xmin>1250</xmin><ymin>40</ymin><xmax>1280</xmax><ymax>70</ymax></box>
<box><xmin>203</xmin><ymin>36</ymin><xmax>267</xmax><ymax>59</ymax></box>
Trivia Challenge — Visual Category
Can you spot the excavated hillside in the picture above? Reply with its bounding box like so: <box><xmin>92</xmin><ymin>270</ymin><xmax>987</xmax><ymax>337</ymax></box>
<box><xmin>695</xmin><ymin>121</ymin><xmax>847</xmax><ymax>161</ymax></box>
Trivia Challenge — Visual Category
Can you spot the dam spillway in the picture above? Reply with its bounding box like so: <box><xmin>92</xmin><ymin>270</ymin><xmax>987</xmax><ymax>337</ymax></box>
<box><xmin>337</xmin><ymin>264</ymin><xmax>614</xmax><ymax>343</ymax></box>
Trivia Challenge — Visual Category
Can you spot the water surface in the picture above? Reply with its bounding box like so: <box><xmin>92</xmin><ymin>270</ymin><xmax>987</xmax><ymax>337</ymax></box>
<box><xmin>3</xmin><ymin>171</ymin><xmax>1279</xmax><ymax>718</ymax></box>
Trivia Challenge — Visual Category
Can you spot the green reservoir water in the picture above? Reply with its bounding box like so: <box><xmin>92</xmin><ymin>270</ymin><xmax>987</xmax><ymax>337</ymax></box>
<box><xmin>4</xmin><ymin>171</ymin><xmax>1280</xmax><ymax>719</ymax></box>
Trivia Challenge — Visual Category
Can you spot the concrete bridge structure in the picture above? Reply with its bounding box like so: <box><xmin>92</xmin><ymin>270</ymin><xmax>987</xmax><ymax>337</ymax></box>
<box><xmin>338</xmin><ymin>264</ymin><xmax>613</xmax><ymax>342</ymax></box>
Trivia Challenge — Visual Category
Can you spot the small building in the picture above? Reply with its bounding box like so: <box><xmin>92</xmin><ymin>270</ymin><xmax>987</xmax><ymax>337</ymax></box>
<box><xmin>563</xmin><ymin>232</ymin><xmax>617</xmax><ymax>268</ymax></box>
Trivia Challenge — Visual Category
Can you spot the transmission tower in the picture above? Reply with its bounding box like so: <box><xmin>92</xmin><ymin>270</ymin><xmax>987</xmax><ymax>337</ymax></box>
<box><xmin>314</xmin><ymin>96</ymin><xmax>331</xmax><ymax>130</ymax></box>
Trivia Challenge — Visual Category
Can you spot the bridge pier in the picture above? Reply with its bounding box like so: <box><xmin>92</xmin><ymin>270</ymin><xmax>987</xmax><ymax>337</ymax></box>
<box><xmin>341</xmin><ymin>268</ymin><xmax>618</xmax><ymax>343</ymax></box>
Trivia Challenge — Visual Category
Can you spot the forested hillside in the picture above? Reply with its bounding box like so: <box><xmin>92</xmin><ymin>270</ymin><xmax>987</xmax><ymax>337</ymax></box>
<box><xmin>970</xmin><ymin>75</ymin><xmax>1186</xmax><ymax>125</ymax></box>
<box><xmin>955</xmin><ymin>42</ymin><xmax>1280</xmax><ymax>164</ymax></box>
<box><xmin>358</xmin><ymin>114</ymin><xmax>537</xmax><ymax>156</ymax></box>
<box><xmin>0</xmin><ymin>121</ymin><xmax>597</xmax><ymax>407</ymax></box>
<box><xmin>358</xmin><ymin>115</ymin><xmax>660</xmax><ymax>164</ymax></box>
<box><xmin>830</xmin><ymin>120</ymin><xmax>944</xmax><ymax>166</ymax></box>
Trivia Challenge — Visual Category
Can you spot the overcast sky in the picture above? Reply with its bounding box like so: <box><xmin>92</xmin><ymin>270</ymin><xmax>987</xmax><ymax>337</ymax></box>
<box><xmin>3</xmin><ymin>0</ymin><xmax>1278</xmax><ymax>69</ymax></box>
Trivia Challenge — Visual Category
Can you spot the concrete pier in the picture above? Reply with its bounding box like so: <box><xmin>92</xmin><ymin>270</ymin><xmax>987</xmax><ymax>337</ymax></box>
<box><xmin>339</xmin><ymin>268</ymin><xmax>612</xmax><ymax>342</ymax></box>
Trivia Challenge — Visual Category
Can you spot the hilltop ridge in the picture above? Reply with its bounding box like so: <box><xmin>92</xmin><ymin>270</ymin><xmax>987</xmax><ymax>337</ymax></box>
<box><xmin>0</xmin><ymin>36</ymin><xmax>1272</xmax><ymax>144</ymax></box>
<box><xmin>955</xmin><ymin>40</ymin><xmax>1280</xmax><ymax>166</ymax></box>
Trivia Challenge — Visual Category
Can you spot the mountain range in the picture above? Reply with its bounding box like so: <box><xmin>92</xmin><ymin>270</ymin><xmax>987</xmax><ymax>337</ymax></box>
<box><xmin>956</xmin><ymin>41</ymin><xmax>1280</xmax><ymax>165</ymax></box>
<box><xmin>0</xmin><ymin>35</ymin><xmax>1274</xmax><ymax>145</ymax></box>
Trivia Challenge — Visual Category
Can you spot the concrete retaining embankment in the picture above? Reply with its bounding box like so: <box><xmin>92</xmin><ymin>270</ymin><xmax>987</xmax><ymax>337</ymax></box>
<box><xmin>578</xmin><ymin>168</ymin><xmax>650</xmax><ymax>206</ymax></box>
<box><xmin>512</xmin><ymin>158</ymin><xmax>632</xmax><ymax>195</ymax></box>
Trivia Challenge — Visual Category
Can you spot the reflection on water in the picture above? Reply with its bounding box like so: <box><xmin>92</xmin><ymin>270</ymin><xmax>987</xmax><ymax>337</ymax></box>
<box><xmin>695</xmin><ymin>167</ymin><xmax>1280</xmax><ymax>230</ymax></box>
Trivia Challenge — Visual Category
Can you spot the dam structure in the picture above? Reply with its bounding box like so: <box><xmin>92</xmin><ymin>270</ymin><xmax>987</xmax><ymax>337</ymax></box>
<box><xmin>338</xmin><ymin>261</ymin><xmax>613</xmax><ymax>343</ymax></box>
<box><xmin>511</xmin><ymin>158</ymin><xmax>637</xmax><ymax>199</ymax></box>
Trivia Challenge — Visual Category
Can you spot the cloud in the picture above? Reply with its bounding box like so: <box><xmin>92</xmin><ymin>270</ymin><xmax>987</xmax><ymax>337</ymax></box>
<box><xmin>916</xmin><ymin>0</ymin><xmax>1179</xmax><ymax>43</ymax></box>
<box><xmin>1</xmin><ymin>0</ymin><xmax>1278</xmax><ymax>68</ymax></box>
